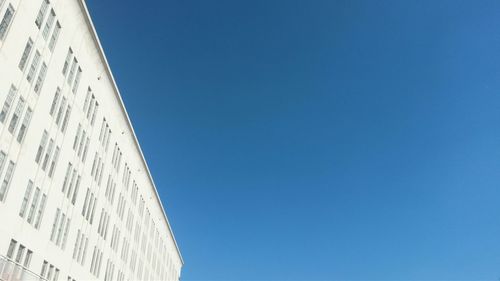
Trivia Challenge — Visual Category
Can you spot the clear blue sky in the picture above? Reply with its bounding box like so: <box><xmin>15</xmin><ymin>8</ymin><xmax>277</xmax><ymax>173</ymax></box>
<box><xmin>86</xmin><ymin>0</ymin><xmax>500</xmax><ymax>280</ymax></box>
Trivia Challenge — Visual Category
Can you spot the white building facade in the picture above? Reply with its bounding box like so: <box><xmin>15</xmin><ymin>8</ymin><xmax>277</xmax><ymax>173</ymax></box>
<box><xmin>0</xmin><ymin>0</ymin><xmax>183</xmax><ymax>280</ymax></box>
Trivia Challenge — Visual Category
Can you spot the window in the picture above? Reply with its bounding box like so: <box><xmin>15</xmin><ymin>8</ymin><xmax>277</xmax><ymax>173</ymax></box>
<box><xmin>48</xmin><ymin>146</ymin><xmax>59</xmax><ymax>177</ymax></box>
<box><xmin>19</xmin><ymin>38</ymin><xmax>34</xmax><ymax>71</ymax></box>
<box><xmin>6</xmin><ymin>239</ymin><xmax>16</xmax><ymax>258</ymax></box>
<box><xmin>61</xmin><ymin>105</ymin><xmax>71</xmax><ymax>132</ymax></box>
<box><xmin>42</xmin><ymin>9</ymin><xmax>55</xmax><ymax>40</ymax></box>
<box><xmin>35</xmin><ymin>130</ymin><xmax>48</xmax><ymax>164</ymax></box>
<box><xmin>91</xmin><ymin>102</ymin><xmax>98</xmax><ymax>125</ymax></box>
<box><xmin>67</xmin><ymin>58</ymin><xmax>77</xmax><ymax>84</ymax></box>
<box><xmin>49</xmin><ymin>208</ymin><xmax>60</xmax><ymax>241</ymax></box>
<box><xmin>73</xmin><ymin>124</ymin><xmax>81</xmax><ymax>150</ymax></box>
<box><xmin>26</xmin><ymin>51</ymin><xmax>41</xmax><ymax>83</ymax></box>
<box><xmin>82</xmin><ymin>137</ymin><xmax>90</xmax><ymax>162</ymax></box>
<box><xmin>34</xmin><ymin>194</ymin><xmax>47</xmax><ymax>229</ymax></box>
<box><xmin>8</xmin><ymin>97</ymin><xmax>25</xmax><ymax>133</ymax></box>
<box><xmin>62</xmin><ymin>48</ymin><xmax>73</xmax><ymax>75</ymax></box>
<box><xmin>19</xmin><ymin>180</ymin><xmax>34</xmax><ymax>218</ymax></box>
<box><xmin>35</xmin><ymin>0</ymin><xmax>49</xmax><ymax>28</ymax></box>
<box><xmin>48</xmin><ymin>21</ymin><xmax>60</xmax><ymax>51</ymax></box>
<box><xmin>24</xmin><ymin>250</ymin><xmax>32</xmax><ymax>268</ymax></box>
<box><xmin>26</xmin><ymin>187</ymin><xmax>40</xmax><ymax>224</ymax></box>
<box><xmin>34</xmin><ymin>62</ymin><xmax>48</xmax><ymax>94</ymax></box>
<box><xmin>77</xmin><ymin>130</ymin><xmax>85</xmax><ymax>156</ymax></box>
<box><xmin>55</xmin><ymin>96</ymin><xmax>66</xmax><ymax>126</ymax></box>
<box><xmin>41</xmin><ymin>138</ymin><xmax>54</xmax><ymax>171</ymax></box>
<box><xmin>17</xmin><ymin>107</ymin><xmax>32</xmax><ymax>143</ymax></box>
<box><xmin>71</xmin><ymin>176</ymin><xmax>80</xmax><ymax>205</ymax></box>
<box><xmin>0</xmin><ymin>160</ymin><xmax>15</xmax><ymax>201</ymax></box>
<box><xmin>49</xmin><ymin>88</ymin><xmax>60</xmax><ymax>116</ymax></box>
<box><xmin>72</xmin><ymin>67</ymin><xmax>82</xmax><ymax>94</ymax></box>
<box><xmin>83</xmin><ymin>88</ymin><xmax>91</xmax><ymax>112</ymax></box>
<box><xmin>0</xmin><ymin>4</ymin><xmax>14</xmax><ymax>40</ymax></box>
<box><xmin>0</xmin><ymin>85</ymin><xmax>16</xmax><ymax>123</ymax></box>
<box><xmin>61</xmin><ymin>162</ymin><xmax>72</xmax><ymax>193</ymax></box>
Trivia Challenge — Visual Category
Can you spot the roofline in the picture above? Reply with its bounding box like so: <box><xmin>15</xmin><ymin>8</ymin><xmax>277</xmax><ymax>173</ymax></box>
<box><xmin>76</xmin><ymin>0</ymin><xmax>184</xmax><ymax>265</ymax></box>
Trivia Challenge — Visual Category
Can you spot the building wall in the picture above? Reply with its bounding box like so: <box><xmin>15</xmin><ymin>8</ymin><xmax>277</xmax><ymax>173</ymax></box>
<box><xmin>0</xmin><ymin>0</ymin><xmax>183</xmax><ymax>280</ymax></box>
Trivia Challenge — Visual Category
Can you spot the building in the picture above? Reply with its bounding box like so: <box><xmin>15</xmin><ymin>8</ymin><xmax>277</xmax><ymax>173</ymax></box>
<box><xmin>0</xmin><ymin>0</ymin><xmax>183</xmax><ymax>280</ymax></box>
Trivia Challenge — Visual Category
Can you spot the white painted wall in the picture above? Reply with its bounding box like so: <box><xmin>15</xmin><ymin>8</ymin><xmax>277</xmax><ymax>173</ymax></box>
<box><xmin>0</xmin><ymin>0</ymin><xmax>183</xmax><ymax>280</ymax></box>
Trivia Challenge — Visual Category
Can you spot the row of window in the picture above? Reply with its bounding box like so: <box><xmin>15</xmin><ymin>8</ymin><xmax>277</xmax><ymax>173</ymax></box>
<box><xmin>72</xmin><ymin>123</ymin><xmax>90</xmax><ymax>162</ymax></box>
<box><xmin>97</xmin><ymin>208</ymin><xmax>110</xmax><ymax>240</ymax></box>
<box><xmin>104</xmin><ymin>174</ymin><xmax>117</xmax><ymax>205</ymax></box>
<box><xmin>62</xmin><ymin>48</ymin><xmax>82</xmax><ymax>94</ymax></box>
<box><xmin>35</xmin><ymin>0</ymin><xmax>61</xmax><ymax>52</ymax></box>
<box><xmin>0</xmin><ymin>85</ymin><xmax>34</xmax><ymax>144</ymax></box>
<box><xmin>0</xmin><ymin>151</ymin><xmax>15</xmax><ymax>202</ymax></box>
<box><xmin>40</xmin><ymin>260</ymin><xmax>60</xmax><ymax>281</ymax></box>
<box><xmin>81</xmin><ymin>187</ymin><xmax>97</xmax><ymax>224</ymax></box>
<box><xmin>90</xmin><ymin>152</ymin><xmax>104</xmax><ymax>186</ymax></box>
<box><xmin>0</xmin><ymin>3</ymin><xmax>14</xmax><ymax>41</ymax></box>
<box><xmin>19</xmin><ymin>180</ymin><xmax>47</xmax><ymax>229</ymax></box>
<box><xmin>34</xmin><ymin>130</ymin><xmax>61</xmax><ymax>178</ymax></box>
<box><xmin>98</xmin><ymin>118</ymin><xmax>111</xmax><ymax>151</ymax></box>
<box><xmin>21</xmin><ymin>38</ymin><xmax>49</xmax><ymax>95</ymax></box>
<box><xmin>72</xmin><ymin>229</ymin><xmax>89</xmax><ymax>266</ymax></box>
<box><xmin>61</xmin><ymin>162</ymin><xmax>81</xmax><ymax>205</ymax></box>
<box><xmin>49</xmin><ymin>208</ymin><xmax>71</xmax><ymax>250</ymax></box>
<box><xmin>49</xmin><ymin>88</ymin><xmax>72</xmax><ymax>133</ymax></box>
<box><xmin>89</xmin><ymin>246</ymin><xmax>103</xmax><ymax>277</ymax></box>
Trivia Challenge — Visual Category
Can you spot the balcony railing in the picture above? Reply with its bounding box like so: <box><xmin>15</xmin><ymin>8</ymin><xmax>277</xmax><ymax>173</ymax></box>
<box><xmin>0</xmin><ymin>255</ymin><xmax>46</xmax><ymax>281</ymax></box>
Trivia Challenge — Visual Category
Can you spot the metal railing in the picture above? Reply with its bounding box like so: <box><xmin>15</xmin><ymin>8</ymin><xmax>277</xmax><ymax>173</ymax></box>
<box><xmin>0</xmin><ymin>255</ymin><xmax>46</xmax><ymax>281</ymax></box>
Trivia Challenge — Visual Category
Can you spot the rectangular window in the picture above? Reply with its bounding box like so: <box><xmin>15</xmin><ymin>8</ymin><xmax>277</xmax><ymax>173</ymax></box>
<box><xmin>24</xmin><ymin>250</ymin><xmax>32</xmax><ymax>267</ymax></box>
<box><xmin>41</xmin><ymin>138</ymin><xmax>54</xmax><ymax>171</ymax></box>
<box><xmin>40</xmin><ymin>261</ymin><xmax>48</xmax><ymax>277</ymax></box>
<box><xmin>50</xmin><ymin>208</ymin><xmax>60</xmax><ymax>241</ymax></box>
<box><xmin>0</xmin><ymin>4</ymin><xmax>14</xmax><ymax>40</ymax></box>
<box><xmin>34</xmin><ymin>194</ymin><xmax>46</xmax><ymax>229</ymax></box>
<box><xmin>8</xmin><ymin>97</ymin><xmax>25</xmax><ymax>133</ymax></box>
<box><xmin>73</xmin><ymin>124</ymin><xmax>81</xmax><ymax>150</ymax></box>
<box><xmin>72</xmin><ymin>67</ymin><xmax>82</xmax><ymax>94</ymax></box>
<box><xmin>62</xmin><ymin>163</ymin><xmax>72</xmax><ymax>193</ymax></box>
<box><xmin>67</xmin><ymin>58</ymin><xmax>77</xmax><ymax>84</ymax></box>
<box><xmin>62</xmin><ymin>48</ymin><xmax>73</xmax><ymax>75</ymax></box>
<box><xmin>0</xmin><ymin>160</ymin><xmax>15</xmax><ymax>201</ymax></box>
<box><xmin>55</xmin><ymin>96</ymin><xmax>66</xmax><ymax>126</ymax></box>
<box><xmin>42</xmin><ymin>9</ymin><xmax>55</xmax><ymax>40</ymax></box>
<box><xmin>82</xmin><ymin>137</ymin><xmax>90</xmax><ymax>162</ymax></box>
<box><xmin>77</xmin><ymin>130</ymin><xmax>85</xmax><ymax>156</ymax></box>
<box><xmin>6</xmin><ymin>239</ymin><xmax>16</xmax><ymax>258</ymax></box>
<box><xmin>34</xmin><ymin>62</ymin><xmax>48</xmax><ymax>94</ymax></box>
<box><xmin>0</xmin><ymin>85</ymin><xmax>16</xmax><ymax>123</ymax></box>
<box><xmin>48</xmin><ymin>21</ymin><xmax>60</xmax><ymax>51</ymax></box>
<box><xmin>35</xmin><ymin>130</ymin><xmax>48</xmax><ymax>164</ymax></box>
<box><xmin>61</xmin><ymin>218</ymin><xmax>70</xmax><ymax>248</ymax></box>
<box><xmin>48</xmin><ymin>146</ymin><xmax>59</xmax><ymax>177</ymax></box>
<box><xmin>26</xmin><ymin>187</ymin><xmax>40</xmax><ymax>224</ymax></box>
<box><xmin>91</xmin><ymin>102</ymin><xmax>98</xmax><ymax>125</ymax></box>
<box><xmin>19</xmin><ymin>180</ymin><xmax>34</xmax><ymax>218</ymax></box>
<box><xmin>83</xmin><ymin>89</ymin><xmax>91</xmax><ymax>112</ymax></box>
<box><xmin>49</xmin><ymin>88</ymin><xmax>60</xmax><ymax>116</ymax></box>
<box><xmin>72</xmin><ymin>176</ymin><xmax>80</xmax><ymax>205</ymax></box>
<box><xmin>17</xmin><ymin>107</ymin><xmax>32</xmax><ymax>143</ymax></box>
<box><xmin>35</xmin><ymin>0</ymin><xmax>49</xmax><ymax>28</ymax></box>
<box><xmin>27</xmin><ymin>51</ymin><xmax>41</xmax><ymax>83</ymax></box>
<box><xmin>19</xmin><ymin>38</ymin><xmax>34</xmax><ymax>71</ymax></box>
<box><xmin>61</xmin><ymin>105</ymin><xmax>71</xmax><ymax>132</ymax></box>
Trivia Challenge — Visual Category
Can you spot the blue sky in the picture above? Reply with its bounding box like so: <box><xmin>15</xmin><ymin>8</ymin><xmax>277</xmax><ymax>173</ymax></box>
<box><xmin>86</xmin><ymin>0</ymin><xmax>500</xmax><ymax>280</ymax></box>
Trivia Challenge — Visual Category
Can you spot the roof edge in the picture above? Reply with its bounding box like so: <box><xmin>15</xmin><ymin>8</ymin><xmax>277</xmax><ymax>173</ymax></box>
<box><xmin>76</xmin><ymin>0</ymin><xmax>184</xmax><ymax>265</ymax></box>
